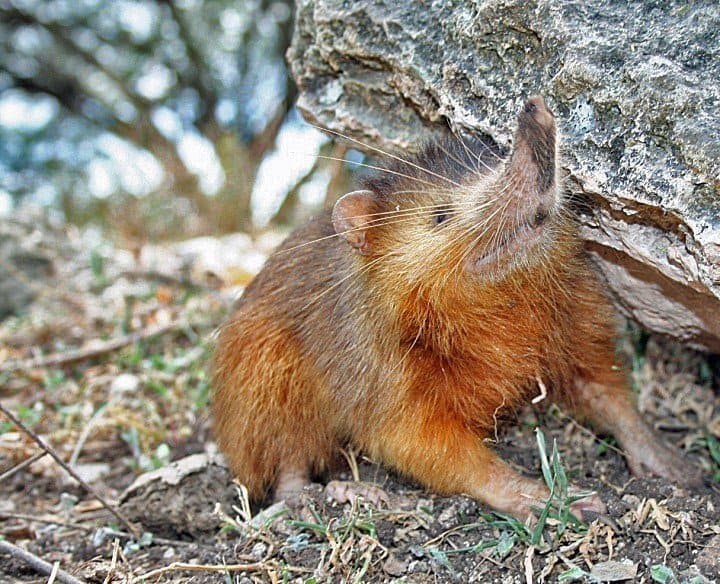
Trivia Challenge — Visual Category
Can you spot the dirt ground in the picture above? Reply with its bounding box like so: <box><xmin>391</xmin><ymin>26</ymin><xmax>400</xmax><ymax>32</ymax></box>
<box><xmin>1</xmin><ymin>216</ymin><xmax>719</xmax><ymax>583</ymax></box>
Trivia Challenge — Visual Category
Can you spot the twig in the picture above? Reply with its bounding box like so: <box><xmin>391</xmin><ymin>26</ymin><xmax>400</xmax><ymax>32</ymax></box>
<box><xmin>0</xmin><ymin>321</ymin><xmax>184</xmax><ymax>372</ymax></box>
<box><xmin>99</xmin><ymin>528</ymin><xmax>198</xmax><ymax>548</ymax></box>
<box><xmin>532</xmin><ymin>375</ymin><xmax>548</xmax><ymax>404</ymax></box>
<box><xmin>138</xmin><ymin>561</ymin><xmax>269</xmax><ymax>580</ymax></box>
<box><xmin>0</xmin><ymin>451</ymin><xmax>47</xmax><ymax>482</ymax></box>
<box><xmin>0</xmin><ymin>402</ymin><xmax>140</xmax><ymax>537</ymax></box>
<box><xmin>0</xmin><ymin>539</ymin><xmax>84</xmax><ymax>584</ymax></box>
<box><xmin>556</xmin><ymin>410</ymin><xmax>626</xmax><ymax>457</ymax></box>
<box><xmin>120</xmin><ymin>269</ymin><xmax>215</xmax><ymax>290</ymax></box>
<box><xmin>0</xmin><ymin>512</ymin><xmax>198</xmax><ymax>548</ymax></box>
<box><xmin>102</xmin><ymin>539</ymin><xmax>120</xmax><ymax>584</ymax></box>
<box><xmin>0</xmin><ymin>511</ymin><xmax>89</xmax><ymax>530</ymax></box>
<box><xmin>69</xmin><ymin>403</ymin><xmax>108</xmax><ymax>467</ymax></box>
<box><xmin>422</xmin><ymin>522</ymin><xmax>486</xmax><ymax>548</ymax></box>
<box><xmin>48</xmin><ymin>561</ymin><xmax>59</xmax><ymax>584</ymax></box>
<box><xmin>339</xmin><ymin>447</ymin><xmax>360</xmax><ymax>482</ymax></box>
<box><xmin>139</xmin><ymin>556</ymin><xmax>312</xmax><ymax>580</ymax></box>
<box><xmin>524</xmin><ymin>545</ymin><xmax>535</xmax><ymax>584</ymax></box>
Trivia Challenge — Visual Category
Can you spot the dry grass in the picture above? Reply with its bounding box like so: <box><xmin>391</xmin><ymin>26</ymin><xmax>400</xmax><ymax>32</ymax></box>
<box><xmin>1</xmin><ymin>216</ymin><xmax>718</xmax><ymax>582</ymax></box>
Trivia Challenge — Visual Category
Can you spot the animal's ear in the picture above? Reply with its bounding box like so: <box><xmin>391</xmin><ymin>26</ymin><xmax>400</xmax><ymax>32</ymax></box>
<box><xmin>332</xmin><ymin>190</ymin><xmax>381</xmax><ymax>256</ymax></box>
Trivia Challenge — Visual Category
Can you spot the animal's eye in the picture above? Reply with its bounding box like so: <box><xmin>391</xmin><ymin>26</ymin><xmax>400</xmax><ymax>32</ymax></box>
<box><xmin>432</xmin><ymin>211</ymin><xmax>448</xmax><ymax>226</ymax></box>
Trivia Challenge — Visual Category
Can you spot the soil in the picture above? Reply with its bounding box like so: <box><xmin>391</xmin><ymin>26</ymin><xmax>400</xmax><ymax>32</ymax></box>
<box><xmin>0</xmin><ymin>215</ymin><xmax>718</xmax><ymax>583</ymax></box>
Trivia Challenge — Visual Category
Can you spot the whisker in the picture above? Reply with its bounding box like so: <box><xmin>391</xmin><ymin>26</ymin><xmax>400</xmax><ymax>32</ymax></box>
<box><xmin>310</xmin><ymin>124</ymin><xmax>464</xmax><ymax>188</ymax></box>
<box><xmin>435</xmin><ymin>140</ymin><xmax>483</xmax><ymax>179</ymax></box>
<box><xmin>444</xmin><ymin>173</ymin><xmax>523</xmax><ymax>282</ymax></box>
<box><xmin>301</xmin><ymin>253</ymin><xmax>389</xmax><ymax>312</ymax></box>
<box><xmin>277</xmin><ymin>210</ymin><xmax>461</xmax><ymax>256</ymax></box>
<box><xmin>452</xmin><ymin>132</ymin><xmax>504</xmax><ymax>174</ymax></box>
<box><xmin>311</xmin><ymin>155</ymin><xmax>442</xmax><ymax>190</ymax></box>
<box><xmin>276</xmin><ymin>193</ymin><xmax>501</xmax><ymax>256</ymax></box>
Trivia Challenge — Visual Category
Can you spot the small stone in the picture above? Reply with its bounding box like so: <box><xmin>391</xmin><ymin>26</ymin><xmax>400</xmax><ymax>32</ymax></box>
<box><xmin>250</xmin><ymin>500</ymin><xmax>290</xmax><ymax>530</ymax></box>
<box><xmin>383</xmin><ymin>553</ymin><xmax>408</xmax><ymax>577</ymax></box>
<box><xmin>696</xmin><ymin>534</ymin><xmax>720</xmax><ymax>575</ymax></box>
<box><xmin>621</xmin><ymin>494</ymin><xmax>641</xmax><ymax>508</ymax></box>
<box><xmin>408</xmin><ymin>560</ymin><xmax>430</xmax><ymax>574</ymax></box>
<box><xmin>590</xmin><ymin>559</ymin><xmax>638</xmax><ymax>581</ymax></box>
<box><xmin>119</xmin><ymin>453</ymin><xmax>237</xmax><ymax>538</ymax></box>
<box><xmin>72</xmin><ymin>463</ymin><xmax>110</xmax><ymax>484</ymax></box>
<box><xmin>110</xmin><ymin>373</ymin><xmax>140</xmax><ymax>395</ymax></box>
<box><xmin>250</xmin><ymin>542</ymin><xmax>268</xmax><ymax>560</ymax></box>
<box><xmin>437</xmin><ymin>503</ymin><xmax>457</xmax><ymax>524</ymax></box>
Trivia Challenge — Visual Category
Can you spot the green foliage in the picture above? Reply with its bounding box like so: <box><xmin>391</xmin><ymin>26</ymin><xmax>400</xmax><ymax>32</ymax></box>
<box><xmin>190</xmin><ymin>375</ymin><xmax>211</xmax><ymax>410</ymax></box>
<box><xmin>59</xmin><ymin>492</ymin><xmax>78</xmax><ymax>513</ymax></box>
<box><xmin>42</xmin><ymin>369</ymin><xmax>65</xmax><ymax>390</ymax></box>
<box><xmin>483</xmin><ymin>429</ymin><xmax>589</xmax><ymax>553</ymax></box>
<box><xmin>120</xmin><ymin>425</ymin><xmax>171</xmax><ymax>471</ymax></box>
<box><xmin>14</xmin><ymin>403</ymin><xmax>43</xmax><ymax>429</ymax></box>
<box><xmin>89</xmin><ymin>249</ymin><xmax>106</xmax><ymax>286</ymax></box>
<box><xmin>286</xmin><ymin>504</ymin><xmax>377</xmax><ymax>541</ymax></box>
<box><xmin>558</xmin><ymin>565</ymin><xmax>590</xmax><ymax>581</ymax></box>
<box><xmin>123</xmin><ymin>531</ymin><xmax>154</xmax><ymax>556</ymax></box>
<box><xmin>495</xmin><ymin>530</ymin><xmax>516</xmax><ymax>558</ymax></box>
<box><xmin>534</xmin><ymin>429</ymin><xmax>589</xmax><ymax>541</ymax></box>
<box><xmin>650</xmin><ymin>564</ymin><xmax>676</xmax><ymax>583</ymax></box>
<box><xmin>703</xmin><ymin>432</ymin><xmax>720</xmax><ymax>483</ymax></box>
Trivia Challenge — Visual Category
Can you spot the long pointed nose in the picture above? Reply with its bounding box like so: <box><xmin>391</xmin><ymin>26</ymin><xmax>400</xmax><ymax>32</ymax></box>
<box><xmin>519</xmin><ymin>95</ymin><xmax>555</xmax><ymax>133</ymax></box>
<box><xmin>509</xmin><ymin>95</ymin><xmax>557</xmax><ymax>193</ymax></box>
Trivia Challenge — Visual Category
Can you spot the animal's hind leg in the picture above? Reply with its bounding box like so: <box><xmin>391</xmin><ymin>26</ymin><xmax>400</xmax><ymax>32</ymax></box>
<box><xmin>559</xmin><ymin>282</ymin><xmax>702</xmax><ymax>486</ymax></box>
<box><xmin>274</xmin><ymin>461</ymin><xmax>311</xmax><ymax>503</ymax></box>
<box><xmin>213</xmin><ymin>321</ymin><xmax>336</xmax><ymax>502</ymax></box>
<box><xmin>568</xmin><ymin>376</ymin><xmax>702</xmax><ymax>486</ymax></box>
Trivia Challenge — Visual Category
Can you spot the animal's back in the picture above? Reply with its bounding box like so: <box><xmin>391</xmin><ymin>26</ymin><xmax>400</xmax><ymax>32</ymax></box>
<box><xmin>212</xmin><ymin>213</ymin><xmax>395</xmax><ymax>498</ymax></box>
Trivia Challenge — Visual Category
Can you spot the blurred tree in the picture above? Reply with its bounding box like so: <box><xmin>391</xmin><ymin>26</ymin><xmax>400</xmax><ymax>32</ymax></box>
<box><xmin>0</xmin><ymin>0</ymin><xmax>299</xmax><ymax>239</ymax></box>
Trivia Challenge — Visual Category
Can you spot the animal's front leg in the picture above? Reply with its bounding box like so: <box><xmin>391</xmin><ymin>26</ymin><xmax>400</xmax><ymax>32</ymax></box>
<box><xmin>366</xmin><ymin>406</ymin><xmax>604</xmax><ymax>519</ymax></box>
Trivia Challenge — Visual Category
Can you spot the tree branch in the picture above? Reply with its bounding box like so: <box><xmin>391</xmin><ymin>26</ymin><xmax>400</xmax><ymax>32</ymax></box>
<box><xmin>0</xmin><ymin>401</ymin><xmax>140</xmax><ymax>537</ymax></box>
<box><xmin>0</xmin><ymin>320</ymin><xmax>185</xmax><ymax>372</ymax></box>
<box><xmin>156</xmin><ymin>0</ymin><xmax>217</xmax><ymax>129</ymax></box>
<box><xmin>0</xmin><ymin>540</ymin><xmax>84</xmax><ymax>584</ymax></box>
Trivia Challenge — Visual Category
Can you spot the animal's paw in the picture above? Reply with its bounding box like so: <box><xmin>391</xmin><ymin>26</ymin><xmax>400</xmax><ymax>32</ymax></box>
<box><xmin>325</xmin><ymin>480</ymin><xmax>389</xmax><ymax>507</ymax></box>
<box><xmin>568</xmin><ymin>491</ymin><xmax>606</xmax><ymax>520</ymax></box>
<box><xmin>626</xmin><ymin>440</ymin><xmax>703</xmax><ymax>488</ymax></box>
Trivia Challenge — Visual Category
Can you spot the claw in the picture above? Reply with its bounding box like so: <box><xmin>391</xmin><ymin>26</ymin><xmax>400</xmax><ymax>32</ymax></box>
<box><xmin>325</xmin><ymin>480</ymin><xmax>389</xmax><ymax>506</ymax></box>
<box><xmin>625</xmin><ymin>436</ymin><xmax>703</xmax><ymax>488</ymax></box>
<box><xmin>569</xmin><ymin>491</ymin><xmax>606</xmax><ymax>520</ymax></box>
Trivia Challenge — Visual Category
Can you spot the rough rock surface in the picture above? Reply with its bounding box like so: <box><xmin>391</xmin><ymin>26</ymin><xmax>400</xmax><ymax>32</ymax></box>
<box><xmin>288</xmin><ymin>0</ymin><xmax>720</xmax><ymax>351</ymax></box>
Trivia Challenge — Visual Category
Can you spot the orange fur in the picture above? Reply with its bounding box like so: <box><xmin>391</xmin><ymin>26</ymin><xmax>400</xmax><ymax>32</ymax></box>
<box><xmin>211</xmin><ymin>96</ymin><xmax>698</xmax><ymax>517</ymax></box>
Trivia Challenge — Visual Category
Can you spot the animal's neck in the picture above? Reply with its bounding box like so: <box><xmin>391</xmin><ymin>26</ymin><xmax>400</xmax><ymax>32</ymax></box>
<box><xmin>396</xmin><ymin>241</ymin><xmax>580</xmax><ymax>358</ymax></box>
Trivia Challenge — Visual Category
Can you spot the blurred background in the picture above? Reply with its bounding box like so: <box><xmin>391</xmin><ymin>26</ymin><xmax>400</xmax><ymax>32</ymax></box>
<box><xmin>0</xmin><ymin>0</ymin><xmax>357</xmax><ymax>246</ymax></box>
<box><xmin>0</xmin><ymin>0</ymin><xmax>366</xmax><ymax>522</ymax></box>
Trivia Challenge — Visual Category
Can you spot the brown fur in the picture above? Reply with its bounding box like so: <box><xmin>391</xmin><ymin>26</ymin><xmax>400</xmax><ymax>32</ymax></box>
<box><xmin>212</xmin><ymin>96</ymin><xmax>699</xmax><ymax>518</ymax></box>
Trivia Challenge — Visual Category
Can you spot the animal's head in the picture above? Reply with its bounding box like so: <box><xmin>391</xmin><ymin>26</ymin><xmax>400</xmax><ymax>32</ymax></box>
<box><xmin>331</xmin><ymin>96</ymin><xmax>569</xmax><ymax>307</ymax></box>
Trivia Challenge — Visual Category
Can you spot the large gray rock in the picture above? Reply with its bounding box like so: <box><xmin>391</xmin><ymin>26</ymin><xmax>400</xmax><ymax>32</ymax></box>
<box><xmin>288</xmin><ymin>0</ymin><xmax>720</xmax><ymax>351</ymax></box>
